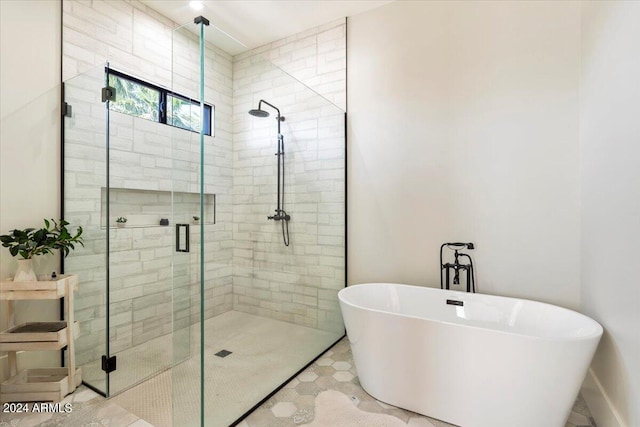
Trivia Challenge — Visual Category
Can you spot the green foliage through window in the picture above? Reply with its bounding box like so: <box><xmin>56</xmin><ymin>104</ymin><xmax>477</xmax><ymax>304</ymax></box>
<box><xmin>108</xmin><ymin>74</ymin><xmax>160</xmax><ymax>121</ymax></box>
<box><xmin>106</xmin><ymin>68</ymin><xmax>212</xmax><ymax>136</ymax></box>
<box><xmin>168</xmin><ymin>95</ymin><xmax>202</xmax><ymax>133</ymax></box>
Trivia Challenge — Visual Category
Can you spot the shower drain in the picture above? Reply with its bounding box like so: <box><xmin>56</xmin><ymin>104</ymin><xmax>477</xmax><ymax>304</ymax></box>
<box><xmin>214</xmin><ymin>349</ymin><xmax>232</xmax><ymax>358</ymax></box>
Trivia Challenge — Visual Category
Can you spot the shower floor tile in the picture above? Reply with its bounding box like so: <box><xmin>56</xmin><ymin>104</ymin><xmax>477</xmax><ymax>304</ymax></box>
<box><xmin>109</xmin><ymin>311</ymin><xmax>338</xmax><ymax>427</ymax></box>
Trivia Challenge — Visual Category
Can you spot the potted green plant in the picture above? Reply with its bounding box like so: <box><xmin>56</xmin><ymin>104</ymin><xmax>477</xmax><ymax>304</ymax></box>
<box><xmin>0</xmin><ymin>219</ymin><xmax>84</xmax><ymax>282</ymax></box>
<box><xmin>116</xmin><ymin>217</ymin><xmax>127</xmax><ymax>228</ymax></box>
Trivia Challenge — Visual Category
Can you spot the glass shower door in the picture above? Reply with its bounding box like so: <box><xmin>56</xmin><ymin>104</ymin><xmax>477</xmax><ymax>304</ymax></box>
<box><xmin>65</xmin><ymin>60</ymin><xmax>203</xmax><ymax>398</ymax></box>
<box><xmin>105</xmin><ymin>64</ymin><xmax>176</xmax><ymax>396</ymax></box>
<box><xmin>63</xmin><ymin>65</ymin><xmax>109</xmax><ymax>396</ymax></box>
<box><xmin>65</xmin><ymin>63</ymin><xmax>179</xmax><ymax>397</ymax></box>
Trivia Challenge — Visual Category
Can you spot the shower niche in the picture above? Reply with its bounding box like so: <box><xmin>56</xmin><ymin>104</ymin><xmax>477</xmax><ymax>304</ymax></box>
<box><xmin>100</xmin><ymin>188</ymin><xmax>216</xmax><ymax>228</ymax></box>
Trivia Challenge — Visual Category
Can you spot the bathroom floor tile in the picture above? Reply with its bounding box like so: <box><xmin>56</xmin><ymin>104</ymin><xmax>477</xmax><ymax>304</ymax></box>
<box><xmin>0</xmin><ymin>337</ymin><xmax>597</xmax><ymax>427</ymax></box>
<box><xmin>242</xmin><ymin>336</ymin><xmax>598</xmax><ymax>427</ymax></box>
<box><xmin>0</xmin><ymin>386</ymin><xmax>151</xmax><ymax>427</ymax></box>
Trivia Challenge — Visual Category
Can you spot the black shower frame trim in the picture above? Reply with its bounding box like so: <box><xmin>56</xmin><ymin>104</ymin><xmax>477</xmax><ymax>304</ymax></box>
<box><xmin>59</xmin><ymin>0</ymin><xmax>66</xmax><ymax>373</ymax></box>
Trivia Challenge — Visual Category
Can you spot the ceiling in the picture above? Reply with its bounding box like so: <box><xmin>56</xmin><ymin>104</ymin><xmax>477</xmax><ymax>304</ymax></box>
<box><xmin>140</xmin><ymin>0</ymin><xmax>393</xmax><ymax>55</ymax></box>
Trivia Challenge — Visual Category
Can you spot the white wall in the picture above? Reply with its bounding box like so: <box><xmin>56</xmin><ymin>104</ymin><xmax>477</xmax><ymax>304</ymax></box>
<box><xmin>0</xmin><ymin>0</ymin><xmax>61</xmax><ymax>381</ymax></box>
<box><xmin>580</xmin><ymin>2</ymin><xmax>640</xmax><ymax>426</ymax></box>
<box><xmin>347</xmin><ymin>0</ymin><xmax>582</xmax><ymax>308</ymax></box>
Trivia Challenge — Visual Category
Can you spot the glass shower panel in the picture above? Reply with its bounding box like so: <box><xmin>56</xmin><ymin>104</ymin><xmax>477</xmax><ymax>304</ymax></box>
<box><xmin>171</xmin><ymin>18</ymin><xmax>241</xmax><ymax>426</ymax></box>
<box><xmin>63</xmin><ymin>65</ymin><xmax>109</xmax><ymax>395</ymax></box>
<box><xmin>229</xmin><ymin>53</ymin><xmax>346</xmax><ymax>425</ymax></box>
<box><xmin>170</xmin><ymin>21</ymin><xmax>205</xmax><ymax>427</ymax></box>
<box><xmin>169</xmin><ymin>17</ymin><xmax>346</xmax><ymax>426</ymax></box>
<box><xmin>106</xmin><ymin>63</ymin><xmax>175</xmax><ymax>395</ymax></box>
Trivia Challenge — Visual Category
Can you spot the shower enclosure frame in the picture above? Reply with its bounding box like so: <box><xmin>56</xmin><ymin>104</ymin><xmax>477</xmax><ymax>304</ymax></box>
<box><xmin>60</xmin><ymin>9</ymin><xmax>349</xmax><ymax>426</ymax></box>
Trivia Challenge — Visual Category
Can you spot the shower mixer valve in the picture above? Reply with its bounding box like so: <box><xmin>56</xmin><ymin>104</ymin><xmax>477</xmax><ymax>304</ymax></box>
<box><xmin>267</xmin><ymin>210</ymin><xmax>290</xmax><ymax>222</ymax></box>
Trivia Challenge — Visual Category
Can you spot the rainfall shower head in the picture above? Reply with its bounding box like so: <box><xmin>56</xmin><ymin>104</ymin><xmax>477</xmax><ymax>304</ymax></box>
<box><xmin>248</xmin><ymin>99</ymin><xmax>284</xmax><ymax>122</ymax></box>
<box><xmin>248</xmin><ymin>108</ymin><xmax>270</xmax><ymax>118</ymax></box>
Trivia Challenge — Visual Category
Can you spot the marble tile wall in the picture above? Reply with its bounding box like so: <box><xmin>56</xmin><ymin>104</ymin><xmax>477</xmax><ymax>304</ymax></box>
<box><xmin>235</xmin><ymin>19</ymin><xmax>347</xmax><ymax>112</ymax></box>
<box><xmin>231</xmin><ymin>19</ymin><xmax>346</xmax><ymax>334</ymax></box>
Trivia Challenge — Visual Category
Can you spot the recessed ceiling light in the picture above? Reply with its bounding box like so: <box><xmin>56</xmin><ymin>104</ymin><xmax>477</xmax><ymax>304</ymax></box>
<box><xmin>189</xmin><ymin>1</ymin><xmax>203</xmax><ymax>11</ymax></box>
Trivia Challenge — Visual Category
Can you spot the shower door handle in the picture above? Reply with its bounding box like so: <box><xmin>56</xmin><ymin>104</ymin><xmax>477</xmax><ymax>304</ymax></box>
<box><xmin>176</xmin><ymin>224</ymin><xmax>190</xmax><ymax>252</ymax></box>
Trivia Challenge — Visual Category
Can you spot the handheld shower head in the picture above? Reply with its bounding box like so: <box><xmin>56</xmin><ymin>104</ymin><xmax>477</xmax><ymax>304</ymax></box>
<box><xmin>445</xmin><ymin>242</ymin><xmax>474</xmax><ymax>250</ymax></box>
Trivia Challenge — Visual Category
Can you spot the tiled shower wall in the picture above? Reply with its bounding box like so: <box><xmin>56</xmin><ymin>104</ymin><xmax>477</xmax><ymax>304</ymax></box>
<box><xmin>63</xmin><ymin>0</ymin><xmax>234</xmax><ymax>367</ymax></box>
<box><xmin>250</xmin><ymin>19</ymin><xmax>347</xmax><ymax>112</ymax></box>
<box><xmin>232</xmin><ymin>19</ymin><xmax>346</xmax><ymax>334</ymax></box>
<box><xmin>63</xmin><ymin>0</ymin><xmax>347</xmax><ymax>368</ymax></box>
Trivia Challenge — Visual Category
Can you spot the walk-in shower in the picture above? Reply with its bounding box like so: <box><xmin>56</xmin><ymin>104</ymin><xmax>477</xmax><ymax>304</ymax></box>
<box><xmin>62</xmin><ymin>10</ymin><xmax>346</xmax><ymax>427</ymax></box>
<box><xmin>248</xmin><ymin>100</ymin><xmax>291</xmax><ymax>246</ymax></box>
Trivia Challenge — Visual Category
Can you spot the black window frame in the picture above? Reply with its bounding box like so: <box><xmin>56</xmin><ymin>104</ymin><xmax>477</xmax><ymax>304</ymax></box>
<box><xmin>106</xmin><ymin>67</ymin><xmax>213</xmax><ymax>136</ymax></box>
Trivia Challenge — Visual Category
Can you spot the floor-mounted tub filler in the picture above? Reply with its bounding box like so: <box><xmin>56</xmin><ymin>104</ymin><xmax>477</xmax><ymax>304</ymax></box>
<box><xmin>338</xmin><ymin>283</ymin><xmax>602</xmax><ymax>427</ymax></box>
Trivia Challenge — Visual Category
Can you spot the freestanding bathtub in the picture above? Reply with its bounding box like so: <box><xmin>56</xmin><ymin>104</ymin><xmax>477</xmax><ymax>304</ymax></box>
<box><xmin>338</xmin><ymin>283</ymin><xmax>602</xmax><ymax>427</ymax></box>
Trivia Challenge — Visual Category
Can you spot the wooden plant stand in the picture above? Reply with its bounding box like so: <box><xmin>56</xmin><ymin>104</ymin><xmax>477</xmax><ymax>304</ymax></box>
<box><xmin>0</xmin><ymin>274</ymin><xmax>81</xmax><ymax>402</ymax></box>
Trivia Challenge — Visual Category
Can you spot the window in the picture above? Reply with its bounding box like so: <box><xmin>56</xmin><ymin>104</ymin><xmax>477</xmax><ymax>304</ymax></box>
<box><xmin>107</xmin><ymin>68</ymin><xmax>212</xmax><ymax>136</ymax></box>
<box><xmin>167</xmin><ymin>94</ymin><xmax>212</xmax><ymax>136</ymax></box>
<box><xmin>108</xmin><ymin>73</ymin><xmax>160</xmax><ymax>121</ymax></box>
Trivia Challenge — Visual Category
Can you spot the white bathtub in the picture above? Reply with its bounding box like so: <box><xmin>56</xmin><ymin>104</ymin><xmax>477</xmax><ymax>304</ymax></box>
<box><xmin>338</xmin><ymin>283</ymin><xmax>602</xmax><ymax>427</ymax></box>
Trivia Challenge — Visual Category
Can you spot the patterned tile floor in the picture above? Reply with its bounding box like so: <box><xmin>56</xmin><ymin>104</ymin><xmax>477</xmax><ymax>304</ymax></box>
<box><xmin>0</xmin><ymin>385</ymin><xmax>152</xmax><ymax>427</ymax></box>
<box><xmin>240</xmin><ymin>337</ymin><xmax>598</xmax><ymax>427</ymax></box>
<box><xmin>0</xmin><ymin>337</ymin><xmax>597</xmax><ymax>427</ymax></box>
